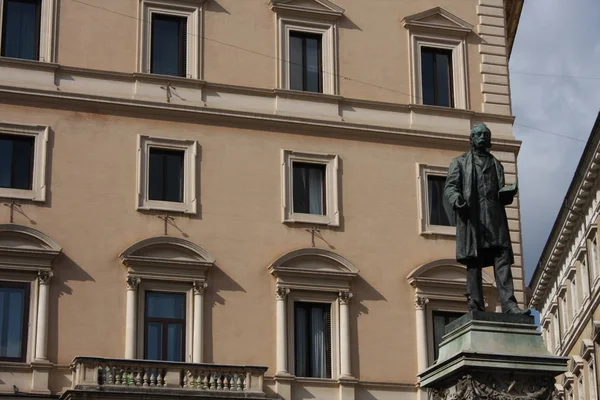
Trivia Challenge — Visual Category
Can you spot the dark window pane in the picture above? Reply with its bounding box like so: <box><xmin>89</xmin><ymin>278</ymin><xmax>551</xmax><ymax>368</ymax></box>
<box><xmin>289</xmin><ymin>31</ymin><xmax>322</xmax><ymax>93</ymax></box>
<box><xmin>289</xmin><ymin>35</ymin><xmax>304</xmax><ymax>91</ymax></box>
<box><xmin>146</xmin><ymin>322</ymin><xmax>162</xmax><ymax>361</ymax></box>
<box><xmin>151</xmin><ymin>14</ymin><xmax>187</xmax><ymax>77</ymax></box>
<box><xmin>294</xmin><ymin>302</ymin><xmax>331</xmax><ymax>378</ymax></box>
<box><xmin>428</xmin><ymin>175</ymin><xmax>451</xmax><ymax>226</ymax></box>
<box><xmin>145</xmin><ymin>292</ymin><xmax>186</xmax><ymax>362</ymax></box>
<box><xmin>432</xmin><ymin>311</ymin><xmax>462</xmax><ymax>361</ymax></box>
<box><xmin>1</xmin><ymin>0</ymin><xmax>41</xmax><ymax>60</ymax></box>
<box><xmin>292</xmin><ymin>162</ymin><xmax>325</xmax><ymax>215</ymax></box>
<box><xmin>166</xmin><ymin>323</ymin><xmax>183</xmax><ymax>361</ymax></box>
<box><xmin>0</xmin><ymin>134</ymin><xmax>35</xmax><ymax>190</ymax></box>
<box><xmin>421</xmin><ymin>47</ymin><xmax>453</xmax><ymax>107</ymax></box>
<box><xmin>148</xmin><ymin>148</ymin><xmax>184</xmax><ymax>203</ymax></box>
<box><xmin>421</xmin><ymin>50</ymin><xmax>435</xmax><ymax>106</ymax></box>
<box><xmin>0</xmin><ymin>282</ymin><xmax>29</xmax><ymax>362</ymax></box>
<box><xmin>435</xmin><ymin>51</ymin><xmax>452</xmax><ymax>107</ymax></box>
<box><xmin>146</xmin><ymin>292</ymin><xmax>185</xmax><ymax>319</ymax></box>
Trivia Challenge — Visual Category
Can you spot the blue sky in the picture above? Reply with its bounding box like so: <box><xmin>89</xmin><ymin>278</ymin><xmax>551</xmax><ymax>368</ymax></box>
<box><xmin>510</xmin><ymin>0</ymin><xmax>600</xmax><ymax>285</ymax></box>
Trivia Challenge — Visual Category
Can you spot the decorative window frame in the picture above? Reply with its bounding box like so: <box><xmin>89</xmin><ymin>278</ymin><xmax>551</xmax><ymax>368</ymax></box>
<box><xmin>286</xmin><ymin>290</ymin><xmax>340</xmax><ymax>379</ymax></box>
<box><xmin>0</xmin><ymin>0</ymin><xmax>57</xmax><ymax>62</ymax></box>
<box><xmin>417</xmin><ymin>164</ymin><xmax>454</xmax><ymax>236</ymax></box>
<box><xmin>558</xmin><ymin>285</ymin><xmax>569</xmax><ymax>335</ymax></box>
<box><xmin>138</xmin><ymin>0</ymin><xmax>204</xmax><ymax>79</ymax></box>
<box><xmin>0</xmin><ymin>224</ymin><xmax>61</xmax><ymax>393</ymax></box>
<box><xmin>269</xmin><ymin>248</ymin><xmax>358</xmax><ymax>381</ymax></box>
<box><xmin>120</xmin><ymin>236</ymin><xmax>215</xmax><ymax>362</ymax></box>
<box><xmin>270</xmin><ymin>0</ymin><xmax>345</xmax><ymax>95</ymax></box>
<box><xmin>550</xmin><ymin>302</ymin><xmax>560</xmax><ymax>352</ymax></box>
<box><xmin>136</xmin><ymin>279</ymin><xmax>194</xmax><ymax>362</ymax></box>
<box><xmin>136</xmin><ymin>135</ymin><xmax>198</xmax><ymax>214</ymax></box>
<box><xmin>586</xmin><ymin>227</ymin><xmax>600</xmax><ymax>288</ymax></box>
<box><xmin>567</xmin><ymin>266</ymin><xmax>580</xmax><ymax>319</ymax></box>
<box><xmin>0</xmin><ymin>122</ymin><xmax>48</xmax><ymax>202</ymax></box>
<box><xmin>403</xmin><ymin>7</ymin><xmax>472</xmax><ymax>110</ymax></box>
<box><xmin>281</xmin><ymin>149</ymin><xmax>339</xmax><ymax>226</ymax></box>
<box><xmin>408</xmin><ymin>259</ymin><xmax>496</xmax><ymax>369</ymax></box>
<box><xmin>574</xmin><ymin>247</ymin><xmax>591</xmax><ymax>301</ymax></box>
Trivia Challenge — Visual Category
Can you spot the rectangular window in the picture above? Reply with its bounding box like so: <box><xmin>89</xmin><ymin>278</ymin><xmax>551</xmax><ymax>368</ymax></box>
<box><xmin>289</xmin><ymin>31</ymin><xmax>322</xmax><ymax>93</ymax></box>
<box><xmin>589</xmin><ymin>359</ymin><xmax>598</xmax><ymax>400</ymax></box>
<box><xmin>148</xmin><ymin>148</ymin><xmax>184</xmax><ymax>203</ymax></box>
<box><xmin>427</xmin><ymin>175</ymin><xmax>451</xmax><ymax>226</ymax></box>
<box><xmin>0</xmin><ymin>133</ymin><xmax>35</xmax><ymax>190</ymax></box>
<box><xmin>292</xmin><ymin>162</ymin><xmax>326</xmax><ymax>216</ymax></box>
<box><xmin>294</xmin><ymin>302</ymin><xmax>331</xmax><ymax>378</ymax></box>
<box><xmin>144</xmin><ymin>291</ymin><xmax>186</xmax><ymax>362</ymax></box>
<box><xmin>432</xmin><ymin>311</ymin><xmax>462</xmax><ymax>361</ymax></box>
<box><xmin>0</xmin><ymin>282</ymin><xmax>29</xmax><ymax>362</ymax></box>
<box><xmin>580</xmin><ymin>259</ymin><xmax>590</xmax><ymax>299</ymax></box>
<box><xmin>591</xmin><ymin>237</ymin><xmax>599</xmax><ymax>280</ymax></box>
<box><xmin>421</xmin><ymin>47</ymin><xmax>453</xmax><ymax>108</ymax></box>
<box><xmin>151</xmin><ymin>13</ymin><xmax>187</xmax><ymax>77</ymax></box>
<box><xmin>577</xmin><ymin>375</ymin><xmax>585</xmax><ymax>400</ymax></box>
<box><xmin>1</xmin><ymin>0</ymin><xmax>41</xmax><ymax>60</ymax></box>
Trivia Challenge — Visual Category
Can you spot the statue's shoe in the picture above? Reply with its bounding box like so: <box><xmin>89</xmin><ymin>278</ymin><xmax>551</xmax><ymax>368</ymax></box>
<box><xmin>506</xmin><ymin>306</ymin><xmax>531</xmax><ymax>315</ymax></box>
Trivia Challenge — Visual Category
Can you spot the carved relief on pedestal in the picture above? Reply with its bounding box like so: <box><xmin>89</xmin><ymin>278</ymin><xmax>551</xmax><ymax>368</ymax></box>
<box><xmin>428</xmin><ymin>373</ymin><xmax>559</xmax><ymax>400</ymax></box>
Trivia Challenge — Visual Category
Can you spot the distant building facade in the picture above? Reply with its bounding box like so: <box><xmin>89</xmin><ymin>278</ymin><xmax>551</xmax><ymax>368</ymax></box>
<box><xmin>529</xmin><ymin>113</ymin><xmax>600</xmax><ymax>400</ymax></box>
<box><xmin>0</xmin><ymin>0</ymin><xmax>524</xmax><ymax>399</ymax></box>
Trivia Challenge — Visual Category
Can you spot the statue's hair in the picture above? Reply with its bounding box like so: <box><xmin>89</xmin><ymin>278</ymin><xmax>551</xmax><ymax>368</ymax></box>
<box><xmin>470</xmin><ymin>123</ymin><xmax>492</xmax><ymax>150</ymax></box>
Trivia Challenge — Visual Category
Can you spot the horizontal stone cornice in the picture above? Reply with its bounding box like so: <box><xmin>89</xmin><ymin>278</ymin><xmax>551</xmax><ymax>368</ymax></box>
<box><xmin>0</xmin><ymin>58</ymin><xmax>519</xmax><ymax>152</ymax></box>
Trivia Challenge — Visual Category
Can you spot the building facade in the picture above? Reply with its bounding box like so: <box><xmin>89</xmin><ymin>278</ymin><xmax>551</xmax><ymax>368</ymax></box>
<box><xmin>529</xmin><ymin>114</ymin><xmax>600</xmax><ymax>400</ymax></box>
<box><xmin>0</xmin><ymin>0</ymin><xmax>524</xmax><ymax>399</ymax></box>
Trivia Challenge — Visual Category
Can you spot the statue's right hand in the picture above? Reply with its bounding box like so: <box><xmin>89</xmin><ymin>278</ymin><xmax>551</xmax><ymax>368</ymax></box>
<box><xmin>455</xmin><ymin>199</ymin><xmax>468</xmax><ymax>216</ymax></box>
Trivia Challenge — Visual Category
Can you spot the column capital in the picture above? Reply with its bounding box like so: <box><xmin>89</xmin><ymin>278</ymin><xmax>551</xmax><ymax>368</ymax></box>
<box><xmin>193</xmin><ymin>281</ymin><xmax>208</xmax><ymax>295</ymax></box>
<box><xmin>415</xmin><ymin>295</ymin><xmax>429</xmax><ymax>310</ymax></box>
<box><xmin>276</xmin><ymin>286</ymin><xmax>290</xmax><ymax>300</ymax></box>
<box><xmin>339</xmin><ymin>291</ymin><xmax>353</xmax><ymax>305</ymax></box>
<box><xmin>38</xmin><ymin>271</ymin><xmax>53</xmax><ymax>285</ymax></box>
<box><xmin>126</xmin><ymin>276</ymin><xmax>141</xmax><ymax>291</ymax></box>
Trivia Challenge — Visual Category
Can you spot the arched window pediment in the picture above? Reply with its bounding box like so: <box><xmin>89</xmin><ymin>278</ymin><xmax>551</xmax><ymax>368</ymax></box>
<box><xmin>408</xmin><ymin>258</ymin><xmax>495</xmax><ymax>302</ymax></box>
<box><xmin>269</xmin><ymin>248</ymin><xmax>358</xmax><ymax>292</ymax></box>
<box><xmin>0</xmin><ymin>224</ymin><xmax>61</xmax><ymax>270</ymax></box>
<box><xmin>120</xmin><ymin>236</ymin><xmax>215</xmax><ymax>282</ymax></box>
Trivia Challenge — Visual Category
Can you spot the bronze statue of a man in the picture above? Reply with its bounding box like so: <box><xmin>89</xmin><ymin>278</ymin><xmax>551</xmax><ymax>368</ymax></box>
<box><xmin>444</xmin><ymin>123</ymin><xmax>529</xmax><ymax>315</ymax></box>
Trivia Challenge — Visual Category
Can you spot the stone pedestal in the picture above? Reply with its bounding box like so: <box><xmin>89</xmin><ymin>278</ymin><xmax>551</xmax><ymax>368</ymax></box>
<box><xmin>419</xmin><ymin>312</ymin><xmax>568</xmax><ymax>400</ymax></box>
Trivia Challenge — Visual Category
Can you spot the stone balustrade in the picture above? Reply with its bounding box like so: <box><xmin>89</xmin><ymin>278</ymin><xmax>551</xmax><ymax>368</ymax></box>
<box><xmin>70</xmin><ymin>357</ymin><xmax>267</xmax><ymax>395</ymax></box>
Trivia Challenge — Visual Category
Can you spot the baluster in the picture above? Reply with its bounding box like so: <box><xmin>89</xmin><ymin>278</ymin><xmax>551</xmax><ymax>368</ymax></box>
<box><xmin>209</xmin><ymin>373</ymin><xmax>215</xmax><ymax>390</ymax></box>
<box><xmin>106</xmin><ymin>366</ymin><xmax>114</xmax><ymax>385</ymax></box>
<box><xmin>245</xmin><ymin>372</ymin><xmax>250</xmax><ymax>391</ymax></box>
<box><xmin>157</xmin><ymin>369</ymin><xmax>164</xmax><ymax>387</ymax></box>
<box><xmin>183</xmin><ymin>371</ymin><xmax>189</xmax><ymax>388</ymax></box>
<box><xmin>236</xmin><ymin>374</ymin><xmax>243</xmax><ymax>391</ymax></box>
<box><xmin>149</xmin><ymin>369</ymin><xmax>156</xmax><ymax>387</ymax></box>
<box><xmin>143</xmin><ymin>369</ymin><xmax>149</xmax><ymax>386</ymax></box>
<box><xmin>202</xmin><ymin>373</ymin><xmax>209</xmax><ymax>390</ymax></box>
<box><xmin>224</xmin><ymin>375</ymin><xmax>230</xmax><ymax>391</ymax></box>
<box><xmin>115</xmin><ymin>368</ymin><xmax>123</xmax><ymax>385</ymax></box>
<box><xmin>217</xmin><ymin>373</ymin><xmax>223</xmax><ymax>390</ymax></box>
<box><xmin>135</xmin><ymin>369</ymin><xmax>142</xmax><ymax>386</ymax></box>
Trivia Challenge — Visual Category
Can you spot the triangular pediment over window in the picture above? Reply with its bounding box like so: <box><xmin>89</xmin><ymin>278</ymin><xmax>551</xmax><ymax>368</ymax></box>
<box><xmin>403</xmin><ymin>7</ymin><xmax>473</xmax><ymax>34</ymax></box>
<box><xmin>0</xmin><ymin>224</ymin><xmax>61</xmax><ymax>271</ymax></box>
<box><xmin>270</xmin><ymin>0</ymin><xmax>344</xmax><ymax>20</ymax></box>
<box><xmin>120</xmin><ymin>236</ymin><xmax>215</xmax><ymax>282</ymax></box>
<box><xmin>269</xmin><ymin>248</ymin><xmax>358</xmax><ymax>292</ymax></box>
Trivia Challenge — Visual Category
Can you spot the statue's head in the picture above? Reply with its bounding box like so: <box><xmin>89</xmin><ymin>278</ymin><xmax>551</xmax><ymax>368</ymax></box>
<box><xmin>470</xmin><ymin>123</ymin><xmax>492</xmax><ymax>151</ymax></box>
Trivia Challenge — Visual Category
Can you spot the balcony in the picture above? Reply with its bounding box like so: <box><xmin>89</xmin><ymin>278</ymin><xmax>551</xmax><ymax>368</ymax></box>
<box><xmin>62</xmin><ymin>357</ymin><xmax>268</xmax><ymax>400</ymax></box>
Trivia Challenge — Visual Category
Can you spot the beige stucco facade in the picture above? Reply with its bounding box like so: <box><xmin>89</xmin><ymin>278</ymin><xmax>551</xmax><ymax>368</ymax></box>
<box><xmin>0</xmin><ymin>0</ymin><xmax>524</xmax><ymax>399</ymax></box>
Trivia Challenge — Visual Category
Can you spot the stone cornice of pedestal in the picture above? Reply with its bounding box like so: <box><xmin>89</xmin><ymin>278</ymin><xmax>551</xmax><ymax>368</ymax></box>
<box><xmin>419</xmin><ymin>312</ymin><xmax>569</xmax><ymax>389</ymax></box>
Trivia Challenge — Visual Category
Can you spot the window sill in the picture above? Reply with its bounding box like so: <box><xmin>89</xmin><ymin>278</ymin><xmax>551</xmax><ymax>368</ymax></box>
<box><xmin>420</xmin><ymin>226</ymin><xmax>456</xmax><ymax>237</ymax></box>
<box><xmin>134</xmin><ymin>72</ymin><xmax>205</xmax><ymax>85</ymax></box>
<box><xmin>137</xmin><ymin>202</ymin><xmax>196</xmax><ymax>215</ymax></box>
<box><xmin>0</xmin><ymin>361</ymin><xmax>31</xmax><ymax>369</ymax></box>
<box><xmin>284</xmin><ymin>214</ymin><xmax>339</xmax><ymax>227</ymax></box>
<box><xmin>294</xmin><ymin>376</ymin><xmax>338</xmax><ymax>385</ymax></box>
<box><xmin>0</xmin><ymin>188</ymin><xmax>45</xmax><ymax>202</ymax></box>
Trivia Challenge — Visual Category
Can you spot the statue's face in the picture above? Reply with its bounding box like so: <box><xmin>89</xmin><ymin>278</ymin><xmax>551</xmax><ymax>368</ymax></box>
<box><xmin>471</xmin><ymin>128</ymin><xmax>491</xmax><ymax>151</ymax></box>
